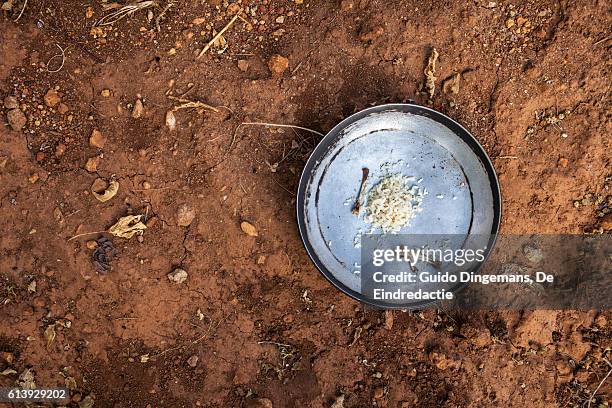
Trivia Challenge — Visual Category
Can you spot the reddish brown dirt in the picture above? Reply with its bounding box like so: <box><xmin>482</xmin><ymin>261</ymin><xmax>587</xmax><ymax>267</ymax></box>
<box><xmin>0</xmin><ymin>0</ymin><xmax>610</xmax><ymax>407</ymax></box>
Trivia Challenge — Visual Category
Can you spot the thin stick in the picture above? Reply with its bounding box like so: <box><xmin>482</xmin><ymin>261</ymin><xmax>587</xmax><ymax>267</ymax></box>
<box><xmin>168</xmin><ymin>95</ymin><xmax>219</xmax><ymax>112</ymax></box>
<box><xmin>14</xmin><ymin>0</ymin><xmax>27</xmax><ymax>22</ymax></box>
<box><xmin>197</xmin><ymin>11</ymin><xmax>241</xmax><ymax>59</ymax></box>
<box><xmin>352</xmin><ymin>167</ymin><xmax>369</xmax><ymax>215</ymax></box>
<box><xmin>493</xmin><ymin>155</ymin><xmax>519</xmax><ymax>159</ymax></box>
<box><xmin>240</xmin><ymin>122</ymin><xmax>325</xmax><ymax>137</ymax></box>
<box><xmin>587</xmin><ymin>367</ymin><xmax>612</xmax><ymax>408</ymax></box>
<box><xmin>67</xmin><ymin>230</ymin><xmax>106</xmax><ymax>241</ymax></box>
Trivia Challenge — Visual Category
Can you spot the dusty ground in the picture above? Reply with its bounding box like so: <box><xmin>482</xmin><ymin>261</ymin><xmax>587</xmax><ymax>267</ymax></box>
<box><xmin>0</xmin><ymin>0</ymin><xmax>611</xmax><ymax>407</ymax></box>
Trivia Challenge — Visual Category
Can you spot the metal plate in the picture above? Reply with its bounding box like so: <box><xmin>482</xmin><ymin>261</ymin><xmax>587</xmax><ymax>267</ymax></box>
<box><xmin>296</xmin><ymin>104</ymin><xmax>501</xmax><ymax>307</ymax></box>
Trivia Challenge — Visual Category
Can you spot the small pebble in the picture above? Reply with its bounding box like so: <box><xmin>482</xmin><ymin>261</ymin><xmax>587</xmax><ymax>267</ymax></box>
<box><xmin>44</xmin><ymin>89</ymin><xmax>61</xmax><ymax>107</ymax></box>
<box><xmin>177</xmin><ymin>204</ymin><xmax>196</xmax><ymax>226</ymax></box>
<box><xmin>187</xmin><ymin>355</ymin><xmax>199</xmax><ymax>367</ymax></box>
<box><xmin>6</xmin><ymin>108</ymin><xmax>26</xmax><ymax>131</ymax></box>
<box><xmin>89</xmin><ymin>129</ymin><xmax>106</xmax><ymax>148</ymax></box>
<box><xmin>268</xmin><ymin>54</ymin><xmax>289</xmax><ymax>76</ymax></box>
<box><xmin>167</xmin><ymin>268</ymin><xmax>188</xmax><ymax>284</ymax></box>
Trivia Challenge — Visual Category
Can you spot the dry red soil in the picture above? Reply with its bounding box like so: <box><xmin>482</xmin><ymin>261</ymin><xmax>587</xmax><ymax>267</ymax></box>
<box><xmin>0</xmin><ymin>0</ymin><xmax>610</xmax><ymax>407</ymax></box>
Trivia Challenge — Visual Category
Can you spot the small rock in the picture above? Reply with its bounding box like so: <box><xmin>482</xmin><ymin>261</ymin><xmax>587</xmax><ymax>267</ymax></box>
<box><xmin>340</xmin><ymin>0</ymin><xmax>354</xmax><ymax>11</ymax></box>
<box><xmin>28</xmin><ymin>173</ymin><xmax>39</xmax><ymax>184</ymax></box>
<box><xmin>268</xmin><ymin>54</ymin><xmax>289</xmax><ymax>76</ymax></box>
<box><xmin>505</xmin><ymin>18</ymin><xmax>515</xmax><ymax>28</ymax></box>
<box><xmin>237</xmin><ymin>59</ymin><xmax>249</xmax><ymax>72</ymax></box>
<box><xmin>89</xmin><ymin>129</ymin><xmax>106</xmax><ymax>148</ymax></box>
<box><xmin>58</xmin><ymin>103</ymin><xmax>69</xmax><ymax>114</ymax></box>
<box><xmin>44</xmin><ymin>89</ymin><xmax>61</xmax><ymax>107</ymax></box>
<box><xmin>167</xmin><ymin>268</ymin><xmax>188</xmax><ymax>284</ymax></box>
<box><xmin>177</xmin><ymin>204</ymin><xmax>196</xmax><ymax>226</ymax></box>
<box><xmin>86</xmin><ymin>240</ymin><xmax>98</xmax><ymax>250</ymax></box>
<box><xmin>3</xmin><ymin>95</ymin><xmax>18</xmax><ymax>109</ymax></box>
<box><xmin>132</xmin><ymin>99</ymin><xmax>144</xmax><ymax>118</ymax></box>
<box><xmin>240</xmin><ymin>221</ymin><xmax>258</xmax><ymax>237</ymax></box>
<box><xmin>275</xmin><ymin>15</ymin><xmax>285</xmax><ymax>24</ymax></box>
<box><xmin>330</xmin><ymin>395</ymin><xmax>345</xmax><ymax>408</ymax></box>
<box><xmin>84</xmin><ymin>156</ymin><xmax>100</xmax><ymax>172</ymax></box>
<box><xmin>227</xmin><ymin>3</ymin><xmax>240</xmax><ymax>14</ymax></box>
<box><xmin>6</xmin><ymin>108</ymin><xmax>26</xmax><ymax>131</ymax></box>
<box><xmin>100</xmin><ymin>89</ymin><xmax>111</xmax><ymax>97</ymax></box>
<box><xmin>187</xmin><ymin>355</ymin><xmax>199</xmax><ymax>367</ymax></box>
<box><xmin>55</xmin><ymin>143</ymin><xmax>66</xmax><ymax>157</ymax></box>
<box><xmin>165</xmin><ymin>110</ymin><xmax>176</xmax><ymax>131</ymax></box>
<box><xmin>558</xmin><ymin>157</ymin><xmax>568</xmax><ymax>168</ymax></box>
<box><xmin>294</xmin><ymin>0</ymin><xmax>303</xmax><ymax>4</ymax></box>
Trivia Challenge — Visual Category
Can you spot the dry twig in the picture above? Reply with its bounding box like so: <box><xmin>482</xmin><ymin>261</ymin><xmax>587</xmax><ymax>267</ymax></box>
<box><xmin>13</xmin><ymin>0</ymin><xmax>27</xmax><ymax>22</ymax></box>
<box><xmin>197</xmin><ymin>10</ymin><xmax>242</xmax><ymax>59</ymax></box>
<box><xmin>95</xmin><ymin>0</ymin><xmax>160</xmax><ymax>26</ymax></box>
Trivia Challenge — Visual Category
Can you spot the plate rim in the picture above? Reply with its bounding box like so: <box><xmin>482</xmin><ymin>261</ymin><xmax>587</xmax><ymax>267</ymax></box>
<box><xmin>296</xmin><ymin>103</ymin><xmax>502</xmax><ymax>309</ymax></box>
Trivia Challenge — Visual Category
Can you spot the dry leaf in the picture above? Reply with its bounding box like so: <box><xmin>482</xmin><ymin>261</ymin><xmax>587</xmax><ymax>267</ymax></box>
<box><xmin>91</xmin><ymin>179</ymin><xmax>119</xmax><ymax>202</ymax></box>
<box><xmin>108</xmin><ymin>215</ymin><xmax>146</xmax><ymax>239</ymax></box>
<box><xmin>424</xmin><ymin>48</ymin><xmax>439</xmax><ymax>99</ymax></box>
<box><xmin>17</xmin><ymin>368</ymin><xmax>36</xmax><ymax>389</ymax></box>
<box><xmin>65</xmin><ymin>376</ymin><xmax>77</xmax><ymax>390</ymax></box>
<box><xmin>165</xmin><ymin>110</ymin><xmax>176</xmax><ymax>131</ymax></box>
<box><xmin>240</xmin><ymin>221</ymin><xmax>258</xmax><ymax>237</ymax></box>
<box><xmin>27</xmin><ymin>280</ymin><xmax>36</xmax><ymax>293</ymax></box>
<box><xmin>1</xmin><ymin>368</ymin><xmax>17</xmax><ymax>376</ymax></box>
<box><xmin>44</xmin><ymin>324</ymin><xmax>56</xmax><ymax>348</ymax></box>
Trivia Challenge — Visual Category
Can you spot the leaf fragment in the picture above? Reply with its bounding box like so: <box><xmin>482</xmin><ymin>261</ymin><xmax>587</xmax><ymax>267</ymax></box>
<box><xmin>44</xmin><ymin>324</ymin><xmax>56</xmax><ymax>348</ymax></box>
<box><xmin>91</xmin><ymin>179</ymin><xmax>119</xmax><ymax>202</ymax></box>
<box><xmin>108</xmin><ymin>215</ymin><xmax>147</xmax><ymax>239</ymax></box>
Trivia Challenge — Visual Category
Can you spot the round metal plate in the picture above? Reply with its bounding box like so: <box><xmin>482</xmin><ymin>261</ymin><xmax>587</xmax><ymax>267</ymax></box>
<box><xmin>296</xmin><ymin>104</ymin><xmax>501</xmax><ymax>308</ymax></box>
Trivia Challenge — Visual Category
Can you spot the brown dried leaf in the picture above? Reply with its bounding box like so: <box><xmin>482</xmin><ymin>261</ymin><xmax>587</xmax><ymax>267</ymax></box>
<box><xmin>91</xmin><ymin>179</ymin><xmax>119</xmax><ymax>202</ymax></box>
<box><xmin>240</xmin><ymin>221</ymin><xmax>258</xmax><ymax>237</ymax></box>
<box><xmin>108</xmin><ymin>215</ymin><xmax>146</xmax><ymax>239</ymax></box>
<box><xmin>44</xmin><ymin>324</ymin><xmax>56</xmax><ymax>348</ymax></box>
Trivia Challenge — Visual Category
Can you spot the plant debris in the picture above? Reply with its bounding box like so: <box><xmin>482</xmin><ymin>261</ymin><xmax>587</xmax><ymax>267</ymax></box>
<box><xmin>108</xmin><ymin>215</ymin><xmax>147</xmax><ymax>239</ymax></box>
<box><xmin>17</xmin><ymin>368</ymin><xmax>36</xmax><ymax>389</ymax></box>
<box><xmin>95</xmin><ymin>0</ymin><xmax>160</xmax><ymax>27</ymax></box>
<box><xmin>44</xmin><ymin>324</ymin><xmax>56</xmax><ymax>348</ymax></box>
<box><xmin>240</xmin><ymin>221</ymin><xmax>258</xmax><ymax>237</ymax></box>
<box><xmin>91</xmin><ymin>179</ymin><xmax>119</xmax><ymax>202</ymax></box>
<box><xmin>442</xmin><ymin>72</ymin><xmax>461</xmax><ymax>94</ymax></box>
<box><xmin>352</xmin><ymin>167</ymin><xmax>369</xmax><ymax>215</ymax></box>
<box><xmin>92</xmin><ymin>237</ymin><xmax>117</xmax><ymax>274</ymax></box>
<box><xmin>424</xmin><ymin>48</ymin><xmax>439</xmax><ymax>99</ymax></box>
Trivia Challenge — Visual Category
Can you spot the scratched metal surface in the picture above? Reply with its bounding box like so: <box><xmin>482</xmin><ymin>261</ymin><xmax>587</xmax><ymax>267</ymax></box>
<box><xmin>297</xmin><ymin>104</ymin><xmax>500</xmax><ymax>300</ymax></box>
